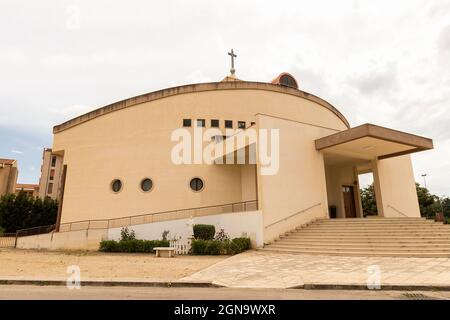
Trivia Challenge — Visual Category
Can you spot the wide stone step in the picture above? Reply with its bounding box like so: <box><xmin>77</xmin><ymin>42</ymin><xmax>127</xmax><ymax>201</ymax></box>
<box><xmin>281</xmin><ymin>236</ymin><xmax>450</xmax><ymax>242</ymax></box>
<box><xmin>317</xmin><ymin>218</ymin><xmax>428</xmax><ymax>221</ymax></box>
<box><xmin>306</xmin><ymin>222</ymin><xmax>445</xmax><ymax>227</ymax></box>
<box><xmin>270</xmin><ymin>242</ymin><xmax>450</xmax><ymax>249</ymax></box>
<box><xmin>264</xmin><ymin>218</ymin><xmax>450</xmax><ymax>257</ymax></box>
<box><xmin>289</xmin><ymin>230</ymin><xmax>450</xmax><ymax>235</ymax></box>
<box><xmin>278</xmin><ymin>237</ymin><xmax>450</xmax><ymax>244</ymax></box>
<box><xmin>296</xmin><ymin>226</ymin><xmax>450</xmax><ymax>233</ymax></box>
<box><xmin>316</xmin><ymin>219</ymin><xmax>427</xmax><ymax>224</ymax></box>
<box><xmin>264</xmin><ymin>244</ymin><xmax>450</xmax><ymax>252</ymax></box>
<box><xmin>259</xmin><ymin>247</ymin><xmax>450</xmax><ymax>258</ymax></box>
<box><xmin>313</xmin><ymin>220</ymin><xmax>434</xmax><ymax>225</ymax></box>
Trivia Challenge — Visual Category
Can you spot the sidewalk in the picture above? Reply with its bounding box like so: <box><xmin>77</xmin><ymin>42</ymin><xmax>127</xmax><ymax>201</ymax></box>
<box><xmin>2</xmin><ymin>248</ymin><xmax>450</xmax><ymax>290</ymax></box>
<box><xmin>180</xmin><ymin>250</ymin><xmax>450</xmax><ymax>289</ymax></box>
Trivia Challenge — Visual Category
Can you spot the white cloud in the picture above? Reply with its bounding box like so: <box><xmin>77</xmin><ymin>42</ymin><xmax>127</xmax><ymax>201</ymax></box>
<box><xmin>11</xmin><ymin>150</ymin><xmax>24</xmax><ymax>155</ymax></box>
<box><xmin>1</xmin><ymin>0</ymin><xmax>449</xmax><ymax>195</ymax></box>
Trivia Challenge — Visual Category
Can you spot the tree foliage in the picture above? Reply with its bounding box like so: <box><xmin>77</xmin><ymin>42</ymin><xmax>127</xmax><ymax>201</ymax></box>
<box><xmin>360</xmin><ymin>184</ymin><xmax>378</xmax><ymax>216</ymax></box>
<box><xmin>360</xmin><ymin>182</ymin><xmax>449</xmax><ymax>220</ymax></box>
<box><xmin>0</xmin><ymin>191</ymin><xmax>58</xmax><ymax>233</ymax></box>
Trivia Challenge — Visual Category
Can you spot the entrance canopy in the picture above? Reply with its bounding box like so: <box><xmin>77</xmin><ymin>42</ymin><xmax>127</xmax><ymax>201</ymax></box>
<box><xmin>315</xmin><ymin>123</ymin><xmax>433</xmax><ymax>160</ymax></box>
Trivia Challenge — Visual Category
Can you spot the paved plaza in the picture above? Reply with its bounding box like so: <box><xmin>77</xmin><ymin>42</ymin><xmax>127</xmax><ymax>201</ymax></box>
<box><xmin>181</xmin><ymin>250</ymin><xmax>450</xmax><ymax>289</ymax></box>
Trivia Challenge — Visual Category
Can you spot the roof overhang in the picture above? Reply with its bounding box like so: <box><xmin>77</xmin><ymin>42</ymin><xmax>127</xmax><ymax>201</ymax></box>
<box><xmin>315</xmin><ymin>123</ymin><xmax>433</xmax><ymax>160</ymax></box>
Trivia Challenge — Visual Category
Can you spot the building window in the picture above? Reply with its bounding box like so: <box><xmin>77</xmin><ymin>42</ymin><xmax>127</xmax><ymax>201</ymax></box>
<box><xmin>140</xmin><ymin>178</ymin><xmax>153</xmax><ymax>192</ymax></box>
<box><xmin>111</xmin><ymin>179</ymin><xmax>122</xmax><ymax>193</ymax></box>
<box><xmin>196</xmin><ymin>119</ymin><xmax>205</xmax><ymax>127</ymax></box>
<box><xmin>279</xmin><ymin>74</ymin><xmax>298</xmax><ymax>89</ymax></box>
<box><xmin>225</xmin><ymin>120</ymin><xmax>233</xmax><ymax>128</ymax></box>
<box><xmin>183</xmin><ymin>119</ymin><xmax>192</xmax><ymax>127</ymax></box>
<box><xmin>51</xmin><ymin>156</ymin><xmax>57</xmax><ymax>167</ymax></box>
<box><xmin>211</xmin><ymin>119</ymin><xmax>219</xmax><ymax>128</ymax></box>
<box><xmin>47</xmin><ymin>183</ymin><xmax>53</xmax><ymax>194</ymax></box>
<box><xmin>189</xmin><ymin>177</ymin><xmax>204</xmax><ymax>192</ymax></box>
<box><xmin>49</xmin><ymin>169</ymin><xmax>55</xmax><ymax>181</ymax></box>
<box><xmin>238</xmin><ymin>121</ymin><xmax>246</xmax><ymax>129</ymax></box>
<box><xmin>251</xmin><ymin>122</ymin><xmax>256</xmax><ymax>126</ymax></box>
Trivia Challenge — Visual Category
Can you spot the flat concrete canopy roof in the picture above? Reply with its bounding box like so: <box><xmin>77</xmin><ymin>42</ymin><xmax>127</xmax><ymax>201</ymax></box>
<box><xmin>315</xmin><ymin>123</ymin><xmax>433</xmax><ymax>160</ymax></box>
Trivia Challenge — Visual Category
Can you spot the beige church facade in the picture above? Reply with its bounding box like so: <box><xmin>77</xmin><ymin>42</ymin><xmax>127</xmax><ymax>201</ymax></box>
<box><xmin>20</xmin><ymin>72</ymin><xmax>433</xmax><ymax>249</ymax></box>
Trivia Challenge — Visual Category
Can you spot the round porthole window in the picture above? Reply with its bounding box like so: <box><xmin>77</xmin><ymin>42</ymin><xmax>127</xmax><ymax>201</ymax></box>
<box><xmin>141</xmin><ymin>178</ymin><xmax>153</xmax><ymax>192</ymax></box>
<box><xmin>111</xmin><ymin>179</ymin><xmax>122</xmax><ymax>193</ymax></box>
<box><xmin>189</xmin><ymin>177</ymin><xmax>204</xmax><ymax>192</ymax></box>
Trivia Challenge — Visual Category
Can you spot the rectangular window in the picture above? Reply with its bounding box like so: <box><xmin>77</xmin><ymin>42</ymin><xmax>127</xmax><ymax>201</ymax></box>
<box><xmin>47</xmin><ymin>183</ymin><xmax>53</xmax><ymax>194</ymax></box>
<box><xmin>196</xmin><ymin>119</ymin><xmax>206</xmax><ymax>127</ymax></box>
<box><xmin>211</xmin><ymin>119</ymin><xmax>219</xmax><ymax>128</ymax></box>
<box><xmin>49</xmin><ymin>169</ymin><xmax>55</xmax><ymax>181</ymax></box>
<box><xmin>251</xmin><ymin>122</ymin><xmax>256</xmax><ymax>126</ymax></box>
<box><xmin>51</xmin><ymin>156</ymin><xmax>57</xmax><ymax>167</ymax></box>
<box><xmin>183</xmin><ymin>119</ymin><xmax>192</xmax><ymax>127</ymax></box>
<box><xmin>225</xmin><ymin>120</ymin><xmax>233</xmax><ymax>128</ymax></box>
<box><xmin>238</xmin><ymin>121</ymin><xmax>246</xmax><ymax>129</ymax></box>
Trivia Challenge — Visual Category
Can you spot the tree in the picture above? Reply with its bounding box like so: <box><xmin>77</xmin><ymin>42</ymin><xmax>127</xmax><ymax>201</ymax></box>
<box><xmin>360</xmin><ymin>183</ymin><xmax>448</xmax><ymax>219</ymax></box>
<box><xmin>0</xmin><ymin>191</ymin><xmax>58</xmax><ymax>233</ymax></box>
<box><xmin>415</xmin><ymin>183</ymin><xmax>440</xmax><ymax>218</ymax></box>
<box><xmin>360</xmin><ymin>184</ymin><xmax>378</xmax><ymax>216</ymax></box>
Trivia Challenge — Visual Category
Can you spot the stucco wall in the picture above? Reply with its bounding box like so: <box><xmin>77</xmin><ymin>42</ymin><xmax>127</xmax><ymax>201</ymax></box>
<box><xmin>16</xmin><ymin>210</ymin><xmax>263</xmax><ymax>250</ymax></box>
<box><xmin>108</xmin><ymin>210</ymin><xmax>263</xmax><ymax>248</ymax></box>
<box><xmin>373</xmin><ymin>155</ymin><xmax>421</xmax><ymax>218</ymax></box>
<box><xmin>16</xmin><ymin>229</ymin><xmax>108</xmax><ymax>251</ymax></box>
<box><xmin>255</xmin><ymin>114</ymin><xmax>331</xmax><ymax>243</ymax></box>
<box><xmin>52</xmin><ymin>88</ymin><xmax>348</xmax><ymax>224</ymax></box>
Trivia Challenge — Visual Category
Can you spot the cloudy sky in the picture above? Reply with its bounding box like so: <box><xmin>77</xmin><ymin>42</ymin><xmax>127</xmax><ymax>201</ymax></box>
<box><xmin>1</xmin><ymin>0</ymin><xmax>449</xmax><ymax>196</ymax></box>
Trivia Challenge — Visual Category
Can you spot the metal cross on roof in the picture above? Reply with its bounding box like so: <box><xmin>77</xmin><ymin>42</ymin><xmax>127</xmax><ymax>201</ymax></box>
<box><xmin>228</xmin><ymin>49</ymin><xmax>237</xmax><ymax>76</ymax></box>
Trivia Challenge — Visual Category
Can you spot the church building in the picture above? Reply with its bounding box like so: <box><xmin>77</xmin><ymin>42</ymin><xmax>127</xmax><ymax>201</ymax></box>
<box><xmin>19</xmin><ymin>52</ymin><xmax>434</xmax><ymax>250</ymax></box>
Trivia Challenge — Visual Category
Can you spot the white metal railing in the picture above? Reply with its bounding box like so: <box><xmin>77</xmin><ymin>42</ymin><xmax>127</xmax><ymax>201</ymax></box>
<box><xmin>386</xmin><ymin>204</ymin><xmax>409</xmax><ymax>218</ymax></box>
<box><xmin>59</xmin><ymin>200</ymin><xmax>258</xmax><ymax>232</ymax></box>
<box><xmin>266</xmin><ymin>202</ymin><xmax>322</xmax><ymax>229</ymax></box>
<box><xmin>265</xmin><ymin>203</ymin><xmax>322</xmax><ymax>229</ymax></box>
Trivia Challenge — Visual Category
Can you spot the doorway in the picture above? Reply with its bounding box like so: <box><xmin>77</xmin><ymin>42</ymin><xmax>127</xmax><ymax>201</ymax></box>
<box><xmin>342</xmin><ymin>185</ymin><xmax>357</xmax><ymax>218</ymax></box>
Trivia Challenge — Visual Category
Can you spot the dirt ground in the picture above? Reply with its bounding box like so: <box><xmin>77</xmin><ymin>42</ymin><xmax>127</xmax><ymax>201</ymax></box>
<box><xmin>0</xmin><ymin>248</ymin><xmax>227</xmax><ymax>281</ymax></box>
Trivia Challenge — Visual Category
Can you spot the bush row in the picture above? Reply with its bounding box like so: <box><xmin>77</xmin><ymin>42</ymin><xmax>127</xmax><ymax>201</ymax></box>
<box><xmin>191</xmin><ymin>237</ymin><xmax>251</xmax><ymax>255</ymax></box>
<box><xmin>193</xmin><ymin>224</ymin><xmax>215</xmax><ymax>240</ymax></box>
<box><xmin>99</xmin><ymin>239</ymin><xmax>169</xmax><ymax>253</ymax></box>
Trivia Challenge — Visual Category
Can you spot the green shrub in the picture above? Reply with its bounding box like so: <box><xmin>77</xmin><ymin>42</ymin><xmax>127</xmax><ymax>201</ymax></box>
<box><xmin>191</xmin><ymin>237</ymin><xmax>251</xmax><ymax>255</ymax></box>
<box><xmin>99</xmin><ymin>239</ymin><xmax>169</xmax><ymax>253</ymax></box>
<box><xmin>230</xmin><ymin>237</ymin><xmax>251</xmax><ymax>254</ymax></box>
<box><xmin>120</xmin><ymin>227</ymin><xmax>136</xmax><ymax>241</ymax></box>
<box><xmin>191</xmin><ymin>239</ymin><xmax>208</xmax><ymax>255</ymax></box>
<box><xmin>193</xmin><ymin>224</ymin><xmax>215</xmax><ymax>240</ymax></box>
<box><xmin>99</xmin><ymin>240</ymin><xmax>120</xmax><ymax>252</ymax></box>
<box><xmin>205</xmin><ymin>240</ymin><xmax>222</xmax><ymax>255</ymax></box>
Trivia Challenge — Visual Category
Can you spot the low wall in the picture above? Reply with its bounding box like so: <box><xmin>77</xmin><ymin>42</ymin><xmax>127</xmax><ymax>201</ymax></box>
<box><xmin>15</xmin><ymin>210</ymin><xmax>264</xmax><ymax>250</ymax></box>
<box><xmin>16</xmin><ymin>229</ymin><xmax>108</xmax><ymax>251</ymax></box>
<box><xmin>108</xmin><ymin>210</ymin><xmax>264</xmax><ymax>248</ymax></box>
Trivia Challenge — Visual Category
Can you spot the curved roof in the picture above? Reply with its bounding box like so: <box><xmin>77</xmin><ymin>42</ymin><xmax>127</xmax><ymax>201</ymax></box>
<box><xmin>53</xmin><ymin>81</ymin><xmax>350</xmax><ymax>133</ymax></box>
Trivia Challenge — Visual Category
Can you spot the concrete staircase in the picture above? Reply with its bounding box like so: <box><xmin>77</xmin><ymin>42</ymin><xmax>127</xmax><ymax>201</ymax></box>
<box><xmin>261</xmin><ymin>218</ymin><xmax>450</xmax><ymax>257</ymax></box>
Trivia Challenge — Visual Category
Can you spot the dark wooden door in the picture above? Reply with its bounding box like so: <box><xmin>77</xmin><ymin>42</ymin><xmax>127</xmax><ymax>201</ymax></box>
<box><xmin>343</xmin><ymin>186</ymin><xmax>357</xmax><ymax>218</ymax></box>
